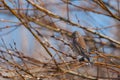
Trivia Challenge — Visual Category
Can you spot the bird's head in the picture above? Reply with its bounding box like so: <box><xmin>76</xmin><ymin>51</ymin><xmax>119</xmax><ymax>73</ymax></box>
<box><xmin>72</xmin><ymin>31</ymin><xmax>80</xmax><ymax>38</ymax></box>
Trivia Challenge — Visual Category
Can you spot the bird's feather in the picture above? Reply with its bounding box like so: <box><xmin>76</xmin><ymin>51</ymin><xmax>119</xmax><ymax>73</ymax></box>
<box><xmin>72</xmin><ymin>31</ymin><xmax>90</xmax><ymax>62</ymax></box>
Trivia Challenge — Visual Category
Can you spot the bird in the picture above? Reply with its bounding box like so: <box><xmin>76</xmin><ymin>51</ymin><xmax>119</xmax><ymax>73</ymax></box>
<box><xmin>72</xmin><ymin>31</ymin><xmax>90</xmax><ymax>62</ymax></box>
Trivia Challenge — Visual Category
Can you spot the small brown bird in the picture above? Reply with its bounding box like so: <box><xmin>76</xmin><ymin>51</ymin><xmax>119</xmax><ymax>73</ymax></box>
<box><xmin>72</xmin><ymin>31</ymin><xmax>90</xmax><ymax>62</ymax></box>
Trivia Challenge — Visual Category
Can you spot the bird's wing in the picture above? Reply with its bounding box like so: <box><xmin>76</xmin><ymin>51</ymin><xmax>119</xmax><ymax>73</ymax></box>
<box><xmin>73</xmin><ymin>38</ymin><xmax>90</xmax><ymax>61</ymax></box>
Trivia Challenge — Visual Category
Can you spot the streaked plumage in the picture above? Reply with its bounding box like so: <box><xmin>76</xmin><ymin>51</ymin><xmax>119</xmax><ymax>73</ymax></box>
<box><xmin>72</xmin><ymin>31</ymin><xmax>90</xmax><ymax>62</ymax></box>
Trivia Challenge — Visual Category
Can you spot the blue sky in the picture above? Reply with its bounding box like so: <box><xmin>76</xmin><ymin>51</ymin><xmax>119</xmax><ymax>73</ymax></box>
<box><xmin>0</xmin><ymin>0</ymin><xmax>117</xmax><ymax>55</ymax></box>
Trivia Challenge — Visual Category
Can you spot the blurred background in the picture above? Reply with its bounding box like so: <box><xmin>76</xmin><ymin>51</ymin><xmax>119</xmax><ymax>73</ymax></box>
<box><xmin>0</xmin><ymin>0</ymin><xmax>120</xmax><ymax>80</ymax></box>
